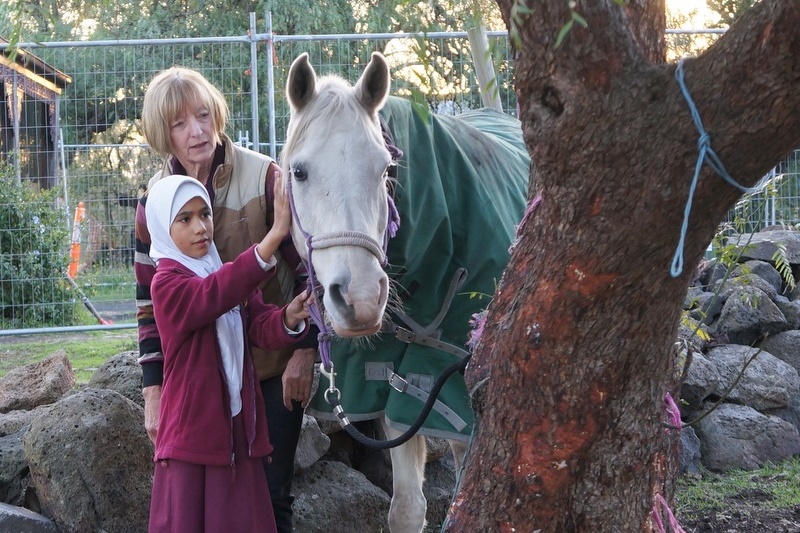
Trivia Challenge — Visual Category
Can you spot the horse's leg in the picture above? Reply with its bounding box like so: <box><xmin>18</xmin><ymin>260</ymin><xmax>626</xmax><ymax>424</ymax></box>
<box><xmin>381</xmin><ymin>417</ymin><xmax>427</xmax><ymax>533</ymax></box>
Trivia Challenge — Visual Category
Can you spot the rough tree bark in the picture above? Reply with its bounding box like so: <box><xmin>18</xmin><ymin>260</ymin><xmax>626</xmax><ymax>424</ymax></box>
<box><xmin>445</xmin><ymin>1</ymin><xmax>800</xmax><ymax>531</ymax></box>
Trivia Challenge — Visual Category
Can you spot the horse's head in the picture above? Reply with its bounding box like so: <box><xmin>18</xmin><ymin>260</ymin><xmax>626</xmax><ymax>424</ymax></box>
<box><xmin>282</xmin><ymin>52</ymin><xmax>393</xmax><ymax>338</ymax></box>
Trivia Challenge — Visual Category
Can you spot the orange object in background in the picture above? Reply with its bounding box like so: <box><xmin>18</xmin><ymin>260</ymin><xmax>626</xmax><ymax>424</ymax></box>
<box><xmin>67</xmin><ymin>201</ymin><xmax>86</xmax><ymax>279</ymax></box>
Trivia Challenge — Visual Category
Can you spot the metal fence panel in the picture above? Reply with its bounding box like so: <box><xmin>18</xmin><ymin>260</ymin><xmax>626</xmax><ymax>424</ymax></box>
<box><xmin>0</xmin><ymin>21</ymin><xmax>519</xmax><ymax>332</ymax></box>
<box><xmin>0</xmin><ymin>21</ymin><xmax>796</xmax><ymax>334</ymax></box>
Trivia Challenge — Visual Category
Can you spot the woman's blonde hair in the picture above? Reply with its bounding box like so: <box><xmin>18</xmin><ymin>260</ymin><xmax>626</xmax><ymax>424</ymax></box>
<box><xmin>141</xmin><ymin>67</ymin><xmax>228</xmax><ymax>157</ymax></box>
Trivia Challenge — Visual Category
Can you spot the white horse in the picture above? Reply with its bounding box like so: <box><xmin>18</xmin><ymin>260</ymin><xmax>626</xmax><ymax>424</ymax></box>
<box><xmin>282</xmin><ymin>51</ymin><xmax>528</xmax><ymax>532</ymax></box>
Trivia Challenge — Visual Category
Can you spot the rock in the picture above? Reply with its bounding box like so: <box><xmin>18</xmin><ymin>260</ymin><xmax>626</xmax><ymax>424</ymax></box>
<box><xmin>292</xmin><ymin>460</ymin><xmax>391</xmax><ymax>532</ymax></box>
<box><xmin>707</xmin><ymin>345</ymin><xmax>800</xmax><ymax>410</ymax></box>
<box><xmin>681</xmin><ymin>352</ymin><xmax>719</xmax><ymax>414</ymax></box>
<box><xmin>773</xmin><ymin>295</ymin><xmax>800</xmax><ymax>330</ymax></box>
<box><xmin>295</xmin><ymin>415</ymin><xmax>331</xmax><ymax>471</ymax></box>
<box><xmin>732</xmin><ymin>260</ymin><xmax>784</xmax><ymax>296</ymax></box>
<box><xmin>695</xmin><ymin>403</ymin><xmax>800</xmax><ymax>471</ymax></box>
<box><xmin>760</xmin><ymin>330</ymin><xmax>800</xmax><ymax>373</ymax></box>
<box><xmin>88</xmin><ymin>351</ymin><xmax>143</xmax><ymax>407</ymax></box>
<box><xmin>0</xmin><ymin>352</ymin><xmax>75</xmax><ymax>413</ymax></box>
<box><xmin>0</xmin><ymin>502</ymin><xmax>58</xmax><ymax>533</ymax></box>
<box><xmin>23</xmin><ymin>388</ymin><xmax>153</xmax><ymax>533</ymax></box>
<box><xmin>425</xmin><ymin>437</ymin><xmax>451</xmax><ymax>462</ymax></box>
<box><xmin>423</xmin><ymin>452</ymin><xmax>458</xmax><ymax>527</ymax></box>
<box><xmin>0</xmin><ymin>430</ymin><xmax>27</xmax><ymax>504</ymax></box>
<box><xmin>767</xmin><ymin>389</ymin><xmax>800</xmax><ymax>435</ymax></box>
<box><xmin>679</xmin><ymin>426</ymin><xmax>702</xmax><ymax>476</ymax></box>
<box><xmin>0</xmin><ymin>408</ymin><xmax>46</xmax><ymax>438</ymax></box>
<box><xmin>711</xmin><ymin>286</ymin><xmax>787</xmax><ymax>346</ymax></box>
<box><xmin>732</xmin><ymin>230</ymin><xmax>800</xmax><ymax>264</ymax></box>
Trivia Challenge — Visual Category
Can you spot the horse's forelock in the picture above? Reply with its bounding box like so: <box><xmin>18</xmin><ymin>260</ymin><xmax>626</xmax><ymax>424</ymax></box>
<box><xmin>282</xmin><ymin>75</ymin><xmax>382</xmax><ymax>167</ymax></box>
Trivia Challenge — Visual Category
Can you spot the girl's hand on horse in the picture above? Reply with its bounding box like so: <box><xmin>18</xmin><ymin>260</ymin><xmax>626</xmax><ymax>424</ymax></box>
<box><xmin>255</xmin><ymin>172</ymin><xmax>291</xmax><ymax>263</ymax></box>
<box><xmin>271</xmin><ymin>170</ymin><xmax>291</xmax><ymax>239</ymax></box>
<box><xmin>284</xmin><ymin>290</ymin><xmax>313</xmax><ymax>330</ymax></box>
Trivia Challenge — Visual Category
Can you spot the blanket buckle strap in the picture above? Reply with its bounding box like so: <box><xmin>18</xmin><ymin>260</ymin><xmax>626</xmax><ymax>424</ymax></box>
<box><xmin>387</xmin><ymin>371</ymin><xmax>468</xmax><ymax>431</ymax></box>
<box><xmin>387</xmin><ymin>267</ymin><xmax>470</xmax><ymax>360</ymax></box>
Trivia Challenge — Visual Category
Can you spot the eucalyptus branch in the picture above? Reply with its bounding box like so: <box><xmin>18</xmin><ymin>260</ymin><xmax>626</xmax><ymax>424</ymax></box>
<box><xmin>664</xmin><ymin>341</ymin><xmax>766</xmax><ymax>430</ymax></box>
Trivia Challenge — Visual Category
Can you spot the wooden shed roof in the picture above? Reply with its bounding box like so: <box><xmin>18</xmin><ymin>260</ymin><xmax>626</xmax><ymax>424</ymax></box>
<box><xmin>0</xmin><ymin>37</ymin><xmax>72</xmax><ymax>94</ymax></box>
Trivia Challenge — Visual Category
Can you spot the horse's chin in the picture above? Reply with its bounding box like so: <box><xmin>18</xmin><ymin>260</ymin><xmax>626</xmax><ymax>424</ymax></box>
<box><xmin>332</xmin><ymin>322</ymin><xmax>383</xmax><ymax>338</ymax></box>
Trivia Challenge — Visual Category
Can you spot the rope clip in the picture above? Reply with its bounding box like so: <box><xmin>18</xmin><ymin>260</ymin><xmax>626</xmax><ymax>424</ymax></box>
<box><xmin>320</xmin><ymin>363</ymin><xmax>341</xmax><ymax>404</ymax></box>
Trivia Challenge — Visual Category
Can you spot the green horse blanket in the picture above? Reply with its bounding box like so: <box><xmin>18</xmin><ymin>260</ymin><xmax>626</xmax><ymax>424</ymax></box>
<box><xmin>307</xmin><ymin>96</ymin><xmax>529</xmax><ymax>441</ymax></box>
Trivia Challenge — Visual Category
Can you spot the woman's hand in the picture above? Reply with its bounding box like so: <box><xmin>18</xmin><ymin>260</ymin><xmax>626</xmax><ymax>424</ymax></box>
<box><xmin>282</xmin><ymin>348</ymin><xmax>316</xmax><ymax>410</ymax></box>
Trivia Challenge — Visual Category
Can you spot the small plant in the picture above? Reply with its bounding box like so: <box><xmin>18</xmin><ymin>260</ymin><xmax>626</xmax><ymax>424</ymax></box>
<box><xmin>772</xmin><ymin>242</ymin><xmax>796</xmax><ymax>292</ymax></box>
<box><xmin>0</xmin><ymin>160</ymin><xmax>77</xmax><ymax>328</ymax></box>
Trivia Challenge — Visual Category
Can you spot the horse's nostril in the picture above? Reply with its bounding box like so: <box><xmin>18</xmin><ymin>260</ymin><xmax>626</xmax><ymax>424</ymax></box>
<box><xmin>378</xmin><ymin>276</ymin><xmax>389</xmax><ymax>303</ymax></box>
<box><xmin>328</xmin><ymin>282</ymin><xmax>347</xmax><ymax>306</ymax></box>
<box><xmin>326</xmin><ymin>280</ymin><xmax>355</xmax><ymax>322</ymax></box>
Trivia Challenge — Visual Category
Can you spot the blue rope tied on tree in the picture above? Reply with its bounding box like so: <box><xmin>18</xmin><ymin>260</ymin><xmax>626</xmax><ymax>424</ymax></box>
<box><xmin>670</xmin><ymin>59</ymin><xmax>758</xmax><ymax>277</ymax></box>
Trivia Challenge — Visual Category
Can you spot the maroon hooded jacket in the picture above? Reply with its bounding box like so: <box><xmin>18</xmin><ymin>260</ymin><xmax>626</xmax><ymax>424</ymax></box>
<box><xmin>151</xmin><ymin>244</ymin><xmax>307</xmax><ymax>466</ymax></box>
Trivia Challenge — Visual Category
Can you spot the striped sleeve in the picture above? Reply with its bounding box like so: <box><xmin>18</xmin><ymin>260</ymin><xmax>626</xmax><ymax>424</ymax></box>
<box><xmin>134</xmin><ymin>195</ymin><xmax>164</xmax><ymax>386</ymax></box>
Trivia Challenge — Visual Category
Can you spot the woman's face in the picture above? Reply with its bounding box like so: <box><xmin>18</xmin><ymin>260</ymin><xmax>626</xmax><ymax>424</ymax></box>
<box><xmin>169</xmin><ymin>103</ymin><xmax>216</xmax><ymax>170</ymax></box>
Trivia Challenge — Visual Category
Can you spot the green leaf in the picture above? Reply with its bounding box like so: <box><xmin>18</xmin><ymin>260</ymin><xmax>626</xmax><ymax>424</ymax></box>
<box><xmin>572</xmin><ymin>11</ymin><xmax>588</xmax><ymax>28</ymax></box>
<box><xmin>555</xmin><ymin>19</ymin><xmax>574</xmax><ymax>48</ymax></box>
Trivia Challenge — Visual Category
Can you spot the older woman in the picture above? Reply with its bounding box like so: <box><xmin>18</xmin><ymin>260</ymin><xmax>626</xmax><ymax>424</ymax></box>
<box><xmin>136</xmin><ymin>66</ymin><xmax>316</xmax><ymax>533</ymax></box>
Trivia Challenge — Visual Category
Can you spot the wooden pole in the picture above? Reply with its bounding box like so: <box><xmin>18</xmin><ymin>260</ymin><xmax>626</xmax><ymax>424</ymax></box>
<box><xmin>467</xmin><ymin>25</ymin><xmax>503</xmax><ymax>112</ymax></box>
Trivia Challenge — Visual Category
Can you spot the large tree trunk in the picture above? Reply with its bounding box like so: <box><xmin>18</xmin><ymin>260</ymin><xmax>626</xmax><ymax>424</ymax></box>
<box><xmin>445</xmin><ymin>1</ymin><xmax>800</xmax><ymax>531</ymax></box>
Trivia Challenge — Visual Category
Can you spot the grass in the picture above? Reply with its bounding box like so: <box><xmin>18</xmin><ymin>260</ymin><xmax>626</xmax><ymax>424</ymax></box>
<box><xmin>78</xmin><ymin>265</ymin><xmax>135</xmax><ymax>302</ymax></box>
<box><xmin>675</xmin><ymin>457</ymin><xmax>800</xmax><ymax>531</ymax></box>
<box><xmin>676</xmin><ymin>457</ymin><xmax>800</xmax><ymax>511</ymax></box>
<box><xmin>0</xmin><ymin>330</ymin><xmax>138</xmax><ymax>383</ymax></box>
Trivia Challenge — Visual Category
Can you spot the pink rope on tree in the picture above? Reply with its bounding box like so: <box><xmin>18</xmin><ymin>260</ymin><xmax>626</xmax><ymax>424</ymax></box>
<box><xmin>664</xmin><ymin>392</ymin><xmax>682</xmax><ymax>430</ymax></box>
<box><xmin>651</xmin><ymin>394</ymin><xmax>686</xmax><ymax>532</ymax></box>
<box><xmin>518</xmin><ymin>193</ymin><xmax>543</xmax><ymax>236</ymax></box>
<box><xmin>510</xmin><ymin>192</ymin><xmax>543</xmax><ymax>253</ymax></box>
<box><xmin>652</xmin><ymin>493</ymin><xmax>687</xmax><ymax>533</ymax></box>
<box><xmin>467</xmin><ymin>309</ymin><xmax>487</xmax><ymax>352</ymax></box>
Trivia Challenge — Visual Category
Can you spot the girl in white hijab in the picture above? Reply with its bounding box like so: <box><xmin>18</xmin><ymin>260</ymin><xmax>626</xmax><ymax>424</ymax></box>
<box><xmin>147</xmin><ymin>175</ymin><xmax>246</xmax><ymax>415</ymax></box>
<box><xmin>145</xmin><ymin>174</ymin><xmax>309</xmax><ymax>533</ymax></box>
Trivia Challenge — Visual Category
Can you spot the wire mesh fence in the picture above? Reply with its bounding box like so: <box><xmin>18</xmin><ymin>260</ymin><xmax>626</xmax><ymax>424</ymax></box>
<box><xmin>0</xmin><ymin>19</ymin><xmax>797</xmax><ymax>333</ymax></box>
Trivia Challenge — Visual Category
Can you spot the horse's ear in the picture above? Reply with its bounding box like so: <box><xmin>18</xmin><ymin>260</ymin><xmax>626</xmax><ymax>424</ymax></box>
<box><xmin>286</xmin><ymin>52</ymin><xmax>316</xmax><ymax>111</ymax></box>
<box><xmin>354</xmin><ymin>52</ymin><xmax>390</xmax><ymax>113</ymax></box>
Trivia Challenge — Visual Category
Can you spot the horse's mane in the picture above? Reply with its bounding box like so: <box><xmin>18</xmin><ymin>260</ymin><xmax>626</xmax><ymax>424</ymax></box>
<box><xmin>281</xmin><ymin>75</ymin><xmax>383</xmax><ymax>168</ymax></box>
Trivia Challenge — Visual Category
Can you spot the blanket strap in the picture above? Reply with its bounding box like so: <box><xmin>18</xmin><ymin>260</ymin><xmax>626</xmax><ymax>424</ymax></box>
<box><xmin>385</xmin><ymin>267</ymin><xmax>470</xmax><ymax>360</ymax></box>
<box><xmin>367</xmin><ymin>267</ymin><xmax>472</xmax><ymax>432</ymax></box>
<box><xmin>364</xmin><ymin>362</ymin><xmax>468</xmax><ymax>431</ymax></box>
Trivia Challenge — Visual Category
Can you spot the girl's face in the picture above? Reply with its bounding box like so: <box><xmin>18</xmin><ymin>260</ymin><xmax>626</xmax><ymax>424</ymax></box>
<box><xmin>169</xmin><ymin>102</ymin><xmax>216</xmax><ymax>170</ymax></box>
<box><xmin>170</xmin><ymin>196</ymin><xmax>214</xmax><ymax>259</ymax></box>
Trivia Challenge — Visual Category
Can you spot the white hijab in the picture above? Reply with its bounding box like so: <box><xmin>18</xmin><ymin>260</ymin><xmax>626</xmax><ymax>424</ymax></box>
<box><xmin>146</xmin><ymin>175</ymin><xmax>244</xmax><ymax>417</ymax></box>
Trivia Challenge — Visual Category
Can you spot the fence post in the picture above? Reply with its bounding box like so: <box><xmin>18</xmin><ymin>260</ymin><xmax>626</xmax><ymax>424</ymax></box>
<box><xmin>249</xmin><ymin>12</ymin><xmax>260</xmax><ymax>153</ymax></box>
<box><xmin>265</xmin><ymin>10</ymin><xmax>277</xmax><ymax>160</ymax></box>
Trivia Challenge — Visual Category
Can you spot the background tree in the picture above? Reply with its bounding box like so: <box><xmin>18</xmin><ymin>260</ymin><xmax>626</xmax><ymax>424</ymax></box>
<box><xmin>706</xmin><ymin>0</ymin><xmax>759</xmax><ymax>27</ymax></box>
<box><xmin>666</xmin><ymin>4</ymin><xmax>721</xmax><ymax>60</ymax></box>
<box><xmin>444</xmin><ymin>0</ymin><xmax>800</xmax><ymax>530</ymax></box>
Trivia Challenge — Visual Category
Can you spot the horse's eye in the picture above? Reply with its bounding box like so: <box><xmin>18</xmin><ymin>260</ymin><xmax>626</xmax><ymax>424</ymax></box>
<box><xmin>290</xmin><ymin>165</ymin><xmax>308</xmax><ymax>182</ymax></box>
<box><xmin>386</xmin><ymin>161</ymin><xmax>398</xmax><ymax>181</ymax></box>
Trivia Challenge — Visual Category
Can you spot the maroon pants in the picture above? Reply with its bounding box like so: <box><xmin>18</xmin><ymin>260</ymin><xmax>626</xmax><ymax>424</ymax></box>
<box><xmin>148</xmin><ymin>414</ymin><xmax>277</xmax><ymax>533</ymax></box>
